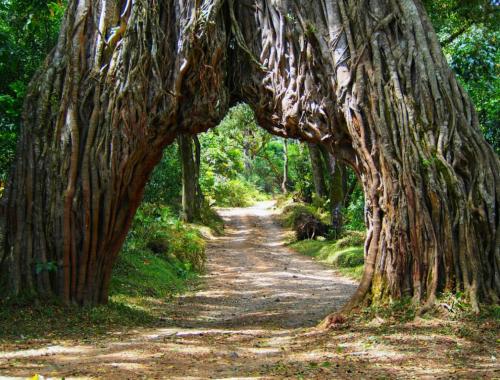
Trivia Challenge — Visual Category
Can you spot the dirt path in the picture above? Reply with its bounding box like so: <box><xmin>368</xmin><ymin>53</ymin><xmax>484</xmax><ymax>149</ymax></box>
<box><xmin>1</xmin><ymin>202</ymin><xmax>498</xmax><ymax>379</ymax></box>
<box><xmin>170</xmin><ymin>201</ymin><xmax>356</xmax><ymax>330</ymax></box>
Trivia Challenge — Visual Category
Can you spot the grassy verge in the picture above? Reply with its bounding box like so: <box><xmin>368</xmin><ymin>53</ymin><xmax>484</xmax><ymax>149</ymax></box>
<box><xmin>0</xmin><ymin>202</ymin><xmax>218</xmax><ymax>343</ymax></box>
<box><xmin>290</xmin><ymin>235</ymin><xmax>365</xmax><ymax>280</ymax></box>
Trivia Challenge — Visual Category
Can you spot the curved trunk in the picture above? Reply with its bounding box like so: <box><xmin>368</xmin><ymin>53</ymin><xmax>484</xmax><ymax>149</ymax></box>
<box><xmin>1</xmin><ymin>0</ymin><xmax>230</xmax><ymax>304</ymax></box>
<box><xmin>233</xmin><ymin>0</ymin><xmax>500</xmax><ymax>310</ymax></box>
<box><xmin>2</xmin><ymin>0</ymin><xmax>499</xmax><ymax>308</ymax></box>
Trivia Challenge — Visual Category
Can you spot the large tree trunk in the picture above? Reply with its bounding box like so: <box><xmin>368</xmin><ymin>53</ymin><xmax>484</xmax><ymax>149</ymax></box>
<box><xmin>0</xmin><ymin>0</ymin><xmax>230</xmax><ymax>304</ymax></box>
<box><xmin>233</xmin><ymin>0</ymin><xmax>500</xmax><ymax>311</ymax></box>
<box><xmin>2</xmin><ymin>0</ymin><xmax>499</xmax><ymax>309</ymax></box>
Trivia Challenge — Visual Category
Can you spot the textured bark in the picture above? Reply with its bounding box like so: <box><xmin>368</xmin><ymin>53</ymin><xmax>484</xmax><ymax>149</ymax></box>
<box><xmin>308</xmin><ymin>143</ymin><xmax>328</xmax><ymax>198</ymax></box>
<box><xmin>1</xmin><ymin>0</ymin><xmax>499</xmax><ymax>308</ymax></box>
<box><xmin>1</xmin><ymin>0</ymin><xmax>230</xmax><ymax>304</ymax></box>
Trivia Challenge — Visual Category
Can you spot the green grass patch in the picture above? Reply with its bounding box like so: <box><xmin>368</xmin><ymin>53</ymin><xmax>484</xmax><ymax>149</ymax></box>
<box><xmin>290</xmin><ymin>232</ymin><xmax>365</xmax><ymax>280</ymax></box>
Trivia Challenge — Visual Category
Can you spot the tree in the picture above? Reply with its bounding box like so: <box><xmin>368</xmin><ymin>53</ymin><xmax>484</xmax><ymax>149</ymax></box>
<box><xmin>1</xmin><ymin>0</ymin><xmax>498</xmax><ymax>310</ymax></box>
<box><xmin>308</xmin><ymin>143</ymin><xmax>346</xmax><ymax>233</ymax></box>
<box><xmin>423</xmin><ymin>0</ymin><xmax>500</xmax><ymax>153</ymax></box>
<box><xmin>281</xmin><ymin>139</ymin><xmax>289</xmax><ymax>194</ymax></box>
<box><xmin>320</xmin><ymin>148</ymin><xmax>345</xmax><ymax>235</ymax></box>
<box><xmin>178</xmin><ymin>134</ymin><xmax>202</xmax><ymax>222</ymax></box>
<box><xmin>308</xmin><ymin>143</ymin><xmax>328</xmax><ymax>198</ymax></box>
<box><xmin>0</xmin><ymin>0</ymin><xmax>65</xmax><ymax>184</ymax></box>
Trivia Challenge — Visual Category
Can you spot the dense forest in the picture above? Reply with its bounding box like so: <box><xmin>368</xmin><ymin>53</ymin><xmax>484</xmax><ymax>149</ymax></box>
<box><xmin>0</xmin><ymin>0</ymin><xmax>498</xmax><ymax>377</ymax></box>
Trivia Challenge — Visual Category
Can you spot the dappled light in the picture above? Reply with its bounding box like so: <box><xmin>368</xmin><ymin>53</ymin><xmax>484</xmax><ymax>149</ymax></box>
<box><xmin>1</xmin><ymin>202</ymin><xmax>498</xmax><ymax>378</ymax></box>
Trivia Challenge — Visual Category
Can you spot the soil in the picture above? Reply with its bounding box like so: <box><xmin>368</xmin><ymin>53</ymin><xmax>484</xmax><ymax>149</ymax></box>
<box><xmin>0</xmin><ymin>201</ymin><xmax>498</xmax><ymax>379</ymax></box>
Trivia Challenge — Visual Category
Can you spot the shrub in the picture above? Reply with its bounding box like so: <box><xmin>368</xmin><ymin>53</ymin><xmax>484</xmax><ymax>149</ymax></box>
<box><xmin>281</xmin><ymin>203</ymin><xmax>317</xmax><ymax>228</ymax></box>
<box><xmin>293</xmin><ymin>212</ymin><xmax>329</xmax><ymax>240</ymax></box>
<box><xmin>212</xmin><ymin>178</ymin><xmax>266</xmax><ymax>207</ymax></box>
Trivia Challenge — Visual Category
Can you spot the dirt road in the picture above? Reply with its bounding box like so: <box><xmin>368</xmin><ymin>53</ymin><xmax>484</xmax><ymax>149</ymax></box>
<box><xmin>0</xmin><ymin>202</ymin><xmax>498</xmax><ymax>379</ymax></box>
<box><xmin>171</xmin><ymin>201</ymin><xmax>357</xmax><ymax>330</ymax></box>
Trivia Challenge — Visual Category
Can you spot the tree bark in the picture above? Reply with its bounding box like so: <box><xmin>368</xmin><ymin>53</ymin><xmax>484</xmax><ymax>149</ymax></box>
<box><xmin>1</xmin><ymin>0</ymin><xmax>230</xmax><ymax>304</ymax></box>
<box><xmin>233</xmin><ymin>0</ymin><xmax>500</xmax><ymax>311</ymax></box>
<box><xmin>178</xmin><ymin>134</ymin><xmax>201</xmax><ymax>223</ymax></box>
<box><xmin>321</xmin><ymin>147</ymin><xmax>344</xmax><ymax>235</ymax></box>
<box><xmin>281</xmin><ymin>139</ymin><xmax>289</xmax><ymax>194</ymax></box>
<box><xmin>2</xmin><ymin>0</ymin><xmax>499</xmax><ymax>309</ymax></box>
<box><xmin>308</xmin><ymin>143</ymin><xmax>328</xmax><ymax>198</ymax></box>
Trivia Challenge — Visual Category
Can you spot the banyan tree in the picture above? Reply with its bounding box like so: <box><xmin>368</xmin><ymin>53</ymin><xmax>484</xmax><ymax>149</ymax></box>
<box><xmin>0</xmin><ymin>0</ymin><xmax>498</xmax><ymax>311</ymax></box>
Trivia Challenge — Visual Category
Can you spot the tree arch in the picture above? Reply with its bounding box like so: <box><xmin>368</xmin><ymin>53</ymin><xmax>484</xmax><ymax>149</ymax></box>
<box><xmin>1</xmin><ymin>0</ymin><xmax>498</xmax><ymax>310</ymax></box>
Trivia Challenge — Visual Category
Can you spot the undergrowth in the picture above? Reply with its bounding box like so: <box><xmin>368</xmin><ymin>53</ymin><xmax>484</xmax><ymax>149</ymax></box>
<box><xmin>210</xmin><ymin>178</ymin><xmax>269</xmax><ymax>207</ymax></box>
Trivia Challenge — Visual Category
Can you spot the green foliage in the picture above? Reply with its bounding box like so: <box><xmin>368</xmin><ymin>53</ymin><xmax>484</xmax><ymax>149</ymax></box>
<box><xmin>445</xmin><ymin>26</ymin><xmax>500</xmax><ymax>153</ymax></box>
<box><xmin>287</xmin><ymin>142</ymin><xmax>315</xmax><ymax>199</ymax></box>
<box><xmin>124</xmin><ymin>202</ymin><xmax>206</xmax><ymax>272</ymax></box>
<box><xmin>290</xmin><ymin>235</ymin><xmax>365</xmax><ymax>280</ymax></box>
<box><xmin>343</xmin><ymin>188</ymin><xmax>365</xmax><ymax>231</ymax></box>
<box><xmin>0</xmin><ymin>0</ymin><xmax>65</xmax><ymax>182</ymax></box>
<box><xmin>279</xmin><ymin>201</ymin><xmax>324</xmax><ymax>228</ymax></box>
<box><xmin>335</xmin><ymin>230</ymin><xmax>366</xmax><ymax>248</ymax></box>
<box><xmin>198</xmin><ymin>200</ymin><xmax>225</xmax><ymax>234</ymax></box>
<box><xmin>423</xmin><ymin>0</ymin><xmax>500</xmax><ymax>153</ymax></box>
<box><xmin>212</xmin><ymin>178</ymin><xmax>267</xmax><ymax>207</ymax></box>
<box><xmin>142</xmin><ymin>144</ymin><xmax>182</xmax><ymax>206</ymax></box>
<box><xmin>199</xmin><ymin>103</ymin><xmax>273</xmax><ymax>204</ymax></box>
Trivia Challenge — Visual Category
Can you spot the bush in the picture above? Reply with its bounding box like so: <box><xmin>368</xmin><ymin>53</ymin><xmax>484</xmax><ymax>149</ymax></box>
<box><xmin>293</xmin><ymin>212</ymin><xmax>329</xmax><ymax>240</ymax></box>
<box><xmin>281</xmin><ymin>203</ymin><xmax>317</xmax><ymax>228</ymax></box>
<box><xmin>344</xmin><ymin>189</ymin><xmax>365</xmax><ymax>231</ymax></box>
<box><xmin>211</xmin><ymin>178</ymin><xmax>267</xmax><ymax>207</ymax></box>
<box><xmin>124</xmin><ymin>203</ymin><xmax>206</xmax><ymax>273</ymax></box>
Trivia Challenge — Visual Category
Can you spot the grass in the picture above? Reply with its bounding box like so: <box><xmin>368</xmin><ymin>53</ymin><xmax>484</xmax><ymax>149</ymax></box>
<box><xmin>289</xmin><ymin>231</ymin><xmax>365</xmax><ymax>280</ymax></box>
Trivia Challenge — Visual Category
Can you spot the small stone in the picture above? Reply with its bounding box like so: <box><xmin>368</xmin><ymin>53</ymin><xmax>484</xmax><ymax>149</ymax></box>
<box><xmin>275</xmin><ymin>298</ymin><xmax>281</xmax><ymax>302</ymax></box>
